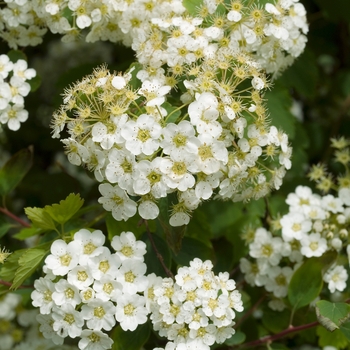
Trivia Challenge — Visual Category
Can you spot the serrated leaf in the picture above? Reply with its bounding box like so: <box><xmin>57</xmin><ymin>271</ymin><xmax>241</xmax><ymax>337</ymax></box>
<box><xmin>24</xmin><ymin>207</ymin><xmax>56</xmax><ymax>230</ymax></box>
<box><xmin>11</xmin><ymin>248</ymin><xmax>47</xmax><ymax>290</ymax></box>
<box><xmin>12</xmin><ymin>226</ymin><xmax>44</xmax><ymax>240</ymax></box>
<box><xmin>111</xmin><ymin>322</ymin><xmax>151</xmax><ymax>350</ymax></box>
<box><xmin>316</xmin><ymin>325</ymin><xmax>349</xmax><ymax>349</ymax></box>
<box><xmin>7</xmin><ymin>50</ymin><xmax>27</xmax><ymax>63</ymax></box>
<box><xmin>183</xmin><ymin>0</ymin><xmax>202</xmax><ymax>16</ymax></box>
<box><xmin>45</xmin><ymin>193</ymin><xmax>84</xmax><ymax>225</ymax></box>
<box><xmin>0</xmin><ymin>250</ymin><xmax>25</xmax><ymax>282</ymax></box>
<box><xmin>316</xmin><ymin>301</ymin><xmax>350</xmax><ymax>332</ymax></box>
<box><xmin>0</xmin><ymin>147</ymin><xmax>33</xmax><ymax>196</ymax></box>
<box><xmin>288</xmin><ymin>258</ymin><xmax>323</xmax><ymax>309</ymax></box>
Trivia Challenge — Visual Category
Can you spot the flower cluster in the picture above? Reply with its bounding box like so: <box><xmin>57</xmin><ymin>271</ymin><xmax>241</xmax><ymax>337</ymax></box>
<box><xmin>31</xmin><ymin>229</ymin><xmax>149</xmax><ymax>349</ymax></box>
<box><xmin>241</xmin><ymin>184</ymin><xmax>350</xmax><ymax>308</ymax></box>
<box><xmin>0</xmin><ymin>55</ymin><xmax>36</xmax><ymax>131</ymax></box>
<box><xmin>51</xmin><ymin>55</ymin><xmax>291</xmax><ymax>226</ymax></box>
<box><xmin>134</xmin><ymin>0</ymin><xmax>308</xmax><ymax>78</ymax></box>
<box><xmin>150</xmin><ymin>258</ymin><xmax>243</xmax><ymax>350</ymax></box>
<box><xmin>0</xmin><ymin>0</ymin><xmax>308</xmax><ymax>77</ymax></box>
<box><xmin>0</xmin><ymin>292</ymin><xmax>76</xmax><ymax>350</ymax></box>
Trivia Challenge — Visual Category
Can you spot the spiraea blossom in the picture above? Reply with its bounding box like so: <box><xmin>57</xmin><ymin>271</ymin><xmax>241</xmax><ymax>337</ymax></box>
<box><xmin>31</xmin><ymin>229</ymin><xmax>149</xmax><ymax>349</ymax></box>
<box><xmin>0</xmin><ymin>55</ymin><xmax>36</xmax><ymax>131</ymax></box>
<box><xmin>241</xmin><ymin>182</ymin><xmax>350</xmax><ymax>305</ymax></box>
<box><xmin>149</xmin><ymin>258</ymin><xmax>243</xmax><ymax>350</ymax></box>
<box><xmin>51</xmin><ymin>54</ymin><xmax>291</xmax><ymax>226</ymax></box>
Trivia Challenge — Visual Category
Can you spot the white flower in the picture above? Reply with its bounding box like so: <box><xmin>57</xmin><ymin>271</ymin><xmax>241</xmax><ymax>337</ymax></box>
<box><xmin>45</xmin><ymin>239</ymin><xmax>80</xmax><ymax>276</ymax></box>
<box><xmin>139</xmin><ymin>79</ymin><xmax>171</xmax><ymax>106</ymax></box>
<box><xmin>36</xmin><ymin>313</ymin><xmax>65</xmax><ymax>345</ymax></box>
<box><xmin>115</xmin><ymin>294</ymin><xmax>148</xmax><ymax>331</ymax></box>
<box><xmin>116</xmin><ymin>259</ymin><xmax>148</xmax><ymax>294</ymax></box>
<box><xmin>0</xmin><ymin>104</ymin><xmax>28</xmax><ymax>131</ymax></box>
<box><xmin>300</xmin><ymin>232</ymin><xmax>327</xmax><ymax>258</ymax></box>
<box><xmin>324</xmin><ymin>265</ymin><xmax>348</xmax><ymax>293</ymax></box>
<box><xmin>78</xmin><ymin>330</ymin><xmax>113</xmax><ymax>350</ymax></box>
<box><xmin>52</xmin><ymin>304</ymin><xmax>84</xmax><ymax>338</ymax></box>
<box><xmin>98</xmin><ymin>183</ymin><xmax>137</xmax><ymax>221</ymax></box>
<box><xmin>88</xmin><ymin>246</ymin><xmax>121</xmax><ymax>280</ymax></box>
<box><xmin>93</xmin><ymin>276</ymin><xmax>122</xmax><ymax>302</ymax></box>
<box><xmin>67</xmin><ymin>265</ymin><xmax>94</xmax><ymax>290</ymax></box>
<box><xmin>81</xmin><ymin>299</ymin><xmax>116</xmax><ymax>331</ymax></box>
<box><xmin>121</xmin><ymin>114</ymin><xmax>162</xmax><ymax>156</ymax></box>
<box><xmin>31</xmin><ymin>277</ymin><xmax>56</xmax><ymax>314</ymax></box>
<box><xmin>339</xmin><ymin>187</ymin><xmax>350</xmax><ymax>206</ymax></box>
<box><xmin>52</xmin><ymin>279</ymin><xmax>81</xmax><ymax>307</ymax></box>
<box><xmin>280</xmin><ymin>212</ymin><xmax>312</xmax><ymax>241</ymax></box>
<box><xmin>111</xmin><ymin>231</ymin><xmax>146</xmax><ymax>261</ymax></box>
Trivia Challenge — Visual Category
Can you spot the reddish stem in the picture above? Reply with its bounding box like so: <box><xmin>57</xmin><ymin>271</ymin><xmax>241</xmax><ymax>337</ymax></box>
<box><xmin>0</xmin><ymin>279</ymin><xmax>33</xmax><ymax>289</ymax></box>
<box><xmin>0</xmin><ymin>207</ymin><xmax>30</xmax><ymax>228</ymax></box>
<box><xmin>234</xmin><ymin>321</ymin><xmax>319</xmax><ymax>349</ymax></box>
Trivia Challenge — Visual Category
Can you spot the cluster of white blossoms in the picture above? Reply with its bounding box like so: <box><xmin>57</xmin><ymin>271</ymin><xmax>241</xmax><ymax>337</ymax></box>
<box><xmin>150</xmin><ymin>258</ymin><xmax>243</xmax><ymax>350</ymax></box>
<box><xmin>31</xmin><ymin>229</ymin><xmax>150</xmax><ymax>349</ymax></box>
<box><xmin>0</xmin><ymin>55</ymin><xmax>36</xmax><ymax>131</ymax></box>
<box><xmin>134</xmin><ymin>0</ymin><xmax>308</xmax><ymax>78</ymax></box>
<box><xmin>0</xmin><ymin>0</ymin><xmax>308</xmax><ymax>77</ymax></box>
<box><xmin>0</xmin><ymin>292</ymin><xmax>76</xmax><ymax>350</ymax></box>
<box><xmin>51</xmin><ymin>53</ymin><xmax>291</xmax><ymax>226</ymax></box>
<box><xmin>241</xmin><ymin>184</ymin><xmax>350</xmax><ymax>308</ymax></box>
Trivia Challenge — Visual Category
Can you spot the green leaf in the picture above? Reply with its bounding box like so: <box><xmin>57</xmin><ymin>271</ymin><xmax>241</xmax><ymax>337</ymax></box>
<box><xmin>28</xmin><ymin>74</ymin><xmax>42</xmax><ymax>92</ymax></box>
<box><xmin>225</xmin><ymin>331</ymin><xmax>246</xmax><ymax>345</ymax></box>
<box><xmin>7</xmin><ymin>50</ymin><xmax>27</xmax><ymax>63</ymax></box>
<box><xmin>12</xmin><ymin>226</ymin><xmax>45</xmax><ymax>240</ymax></box>
<box><xmin>163</xmin><ymin>102</ymin><xmax>182</xmax><ymax>124</ymax></box>
<box><xmin>0</xmin><ymin>147</ymin><xmax>33</xmax><ymax>196</ymax></box>
<box><xmin>11</xmin><ymin>248</ymin><xmax>47</xmax><ymax>290</ymax></box>
<box><xmin>339</xmin><ymin>321</ymin><xmax>350</xmax><ymax>340</ymax></box>
<box><xmin>142</xmin><ymin>232</ymin><xmax>171</xmax><ymax>277</ymax></box>
<box><xmin>288</xmin><ymin>258</ymin><xmax>323</xmax><ymax>309</ymax></box>
<box><xmin>316</xmin><ymin>301</ymin><xmax>350</xmax><ymax>332</ymax></box>
<box><xmin>172</xmin><ymin>236</ymin><xmax>214</xmax><ymax>266</ymax></box>
<box><xmin>128</xmin><ymin>62</ymin><xmax>143</xmax><ymax>90</ymax></box>
<box><xmin>183</xmin><ymin>0</ymin><xmax>202</xmax><ymax>16</ymax></box>
<box><xmin>45</xmin><ymin>193</ymin><xmax>84</xmax><ymax>224</ymax></box>
<box><xmin>0</xmin><ymin>219</ymin><xmax>13</xmax><ymax>239</ymax></box>
<box><xmin>24</xmin><ymin>207</ymin><xmax>56</xmax><ymax>230</ymax></box>
<box><xmin>0</xmin><ymin>250</ymin><xmax>24</xmax><ymax>282</ymax></box>
<box><xmin>262</xmin><ymin>307</ymin><xmax>290</xmax><ymax>333</ymax></box>
<box><xmin>111</xmin><ymin>322</ymin><xmax>151</xmax><ymax>350</ymax></box>
<box><xmin>316</xmin><ymin>325</ymin><xmax>349</xmax><ymax>349</ymax></box>
<box><xmin>265</xmin><ymin>86</ymin><xmax>296</xmax><ymax>139</ymax></box>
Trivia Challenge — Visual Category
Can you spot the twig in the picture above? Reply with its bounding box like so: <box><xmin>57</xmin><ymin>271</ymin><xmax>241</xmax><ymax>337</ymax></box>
<box><xmin>0</xmin><ymin>207</ymin><xmax>30</xmax><ymax>228</ymax></box>
<box><xmin>234</xmin><ymin>293</ymin><xmax>266</xmax><ymax>329</ymax></box>
<box><xmin>233</xmin><ymin>321</ymin><xmax>319</xmax><ymax>349</ymax></box>
<box><xmin>0</xmin><ymin>279</ymin><xmax>33</xmax><ymax>289</ymax></box>
<box><xmin>142</xmin><ymin>219</ymin><xmax>174</xmax><ymax>279</ymax></box>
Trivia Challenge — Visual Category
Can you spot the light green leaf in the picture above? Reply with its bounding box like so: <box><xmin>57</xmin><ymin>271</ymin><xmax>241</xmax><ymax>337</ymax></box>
<box><xmin>111</xmin><ymin>322</ymin><xmax>151</xmax><ymax>350</ymax></box>
<box><xmin>0</xmin><ymin>147</ymin><xmax>33</xmax><ymax>196</ymax></box>
<box><xmin>0</xmin><ymin>250</ymin><xmax>25</xmax><ymax>282</ymax></box>
<box><xmin>316</xmin><ymin>325</ymin><xmax>349</xmax><ymax>349</ymax></box>
<box><xmin>45</xmin><ymin>193</ymin><xmax>84</xmax><ymax>224</ymax></box>
<box><xmin>288</xmin><ymin>258</ymin><xmax>323</xmax><ymax>309</ymax></box>
<box><xmin>13</xmin><ymin>226</ymin><xmax>45</xmax><ymax>240</ymax></box>
<box><xmin>24</xmin><ymin>207</ymin><xmax>56</xmax><ymax>230</ymax></box>
<box><xmin>11</xmin><ymin>248</ymin><xmax>47</xmax><ymax>290</ymax></box>
<box><xmin>183</xmin><ymin>0</ymin><xmax>202</xmax><ymax>16</ymax></box>
<box><xmin>316</xmin><ymin>301</ymin><xmax>350</xmax><ymax>332</ymax></box>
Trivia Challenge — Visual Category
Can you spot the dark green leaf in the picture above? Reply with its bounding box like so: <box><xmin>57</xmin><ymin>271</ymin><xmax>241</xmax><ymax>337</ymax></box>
<box><xmin>45</xmin><ymin>193</ymin><xmax>84</xmax><ymax>224</ymax></box>
<box><xmin>0</xmin><ymin>220</ymin><xmax>13</xmax><ymax>239</ymax></box>
<box><xmin>316</xmin><ymin>301</ymin><xmax>350</xmax><ymax>332</ymax></box>
<box><xmin>339</xmin><ymin>321</ymin><xmax>350</xmax><ymax>340</ymax></box>
<box><xmin>0</xmin><ymin>147</ymin><xmax>33</xmax><ymax>196</ymax></box>
<box><xmin>7</xmin><ymin>50</ymin><xmax>27</xmax><ymax>63</ymax></box>
<box><xmin>288</xmin><ymin>258</ymin><xmax>323</xmax><ymax>309</ymax></box>
<box><xmin>11</xmin><ymin>248</ymin><xmax>47</xmax><ymax>290</ymax></box>
<box><xmin>262</xmin><ymin>307</ymin><xmax>290</xmax><ymax>333</ymax></box>
<box><xmin>225</xmin><ymin>331</ymin><xmax>246</xmax><ymax>345</ymax></box>
<box><xmin>28</xmin><ymin>75</ymin><xmax>42</xmax><ymax>92</ymax></box>
<box><xmin>173</xmin><ymin>236</ymin><xmax>214</xmax><ymax>266</ymax></box>
<box><xmin>111</xmin><ymin>322</ymin><xmax>151</xmax><ymax>350</ymax></box>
